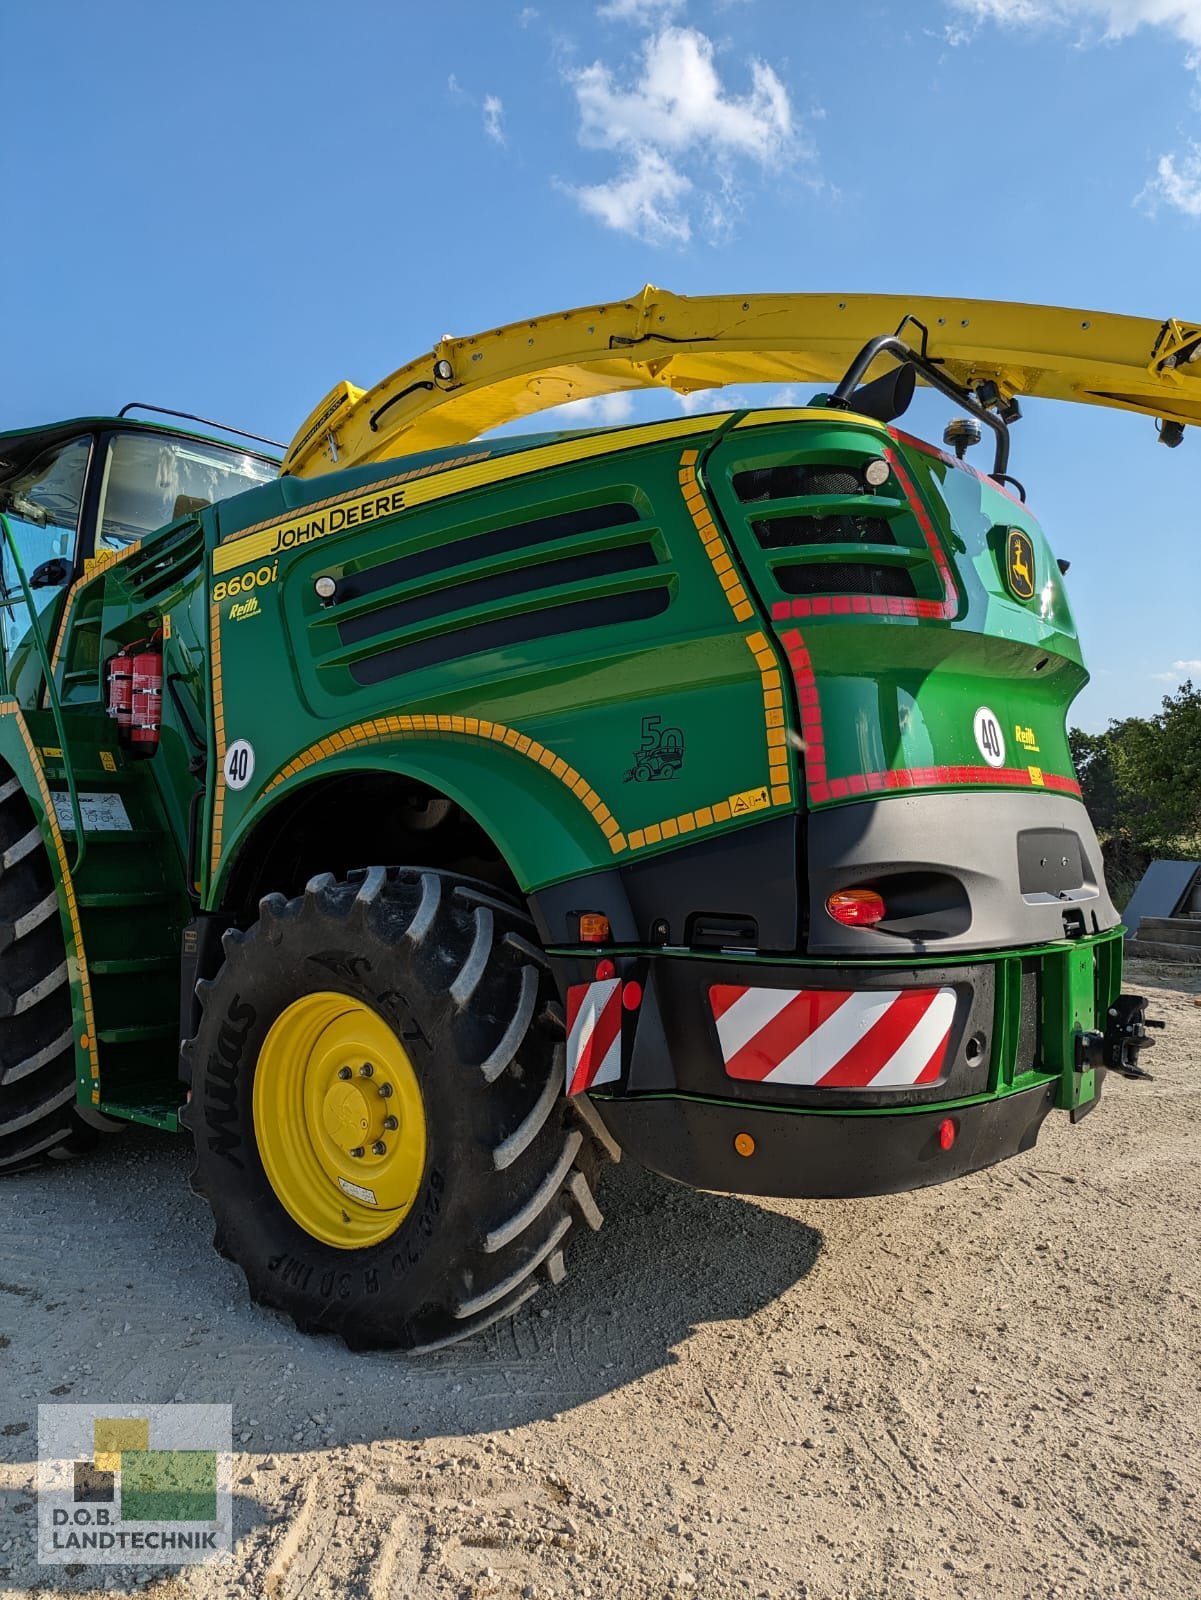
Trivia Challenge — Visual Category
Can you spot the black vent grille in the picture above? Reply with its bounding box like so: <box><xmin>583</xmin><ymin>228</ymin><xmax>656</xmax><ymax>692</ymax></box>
<box><xmin>734</xmin><ymin>464</ymin><xmax>865</xmax><ymax>502</ymax></box>
<box><xmin>339</xmin><ymin>541</ymin><xmax>657</xmax><ymax>646</ymax></box>
<box><xmin>753</xmin><ymin>514</ymin><xmax>896</xmax><ymax>550</ymax></box>
<box><xmin>119</xmin><ymin>521</ymin><xmax>205</xmax><ymax>603</ymax></box>
<box><xmin>339</xmin><ymin>501</ymin><xmax>642</xmax><ymax>604</ymax></box>
<box><xmin>329</xmin><ymin>497</ymin><xmax>672</xmax><ymax>688</ymax></box>
<box><xmin>349</xmin><ymin>588</ymin><xmax>669</xmax><ymax>686</ymax></box>
<box><xmin>775</xmin><ymin>562</ymin><xmax>917</xmax><ymax>599</ymax></box>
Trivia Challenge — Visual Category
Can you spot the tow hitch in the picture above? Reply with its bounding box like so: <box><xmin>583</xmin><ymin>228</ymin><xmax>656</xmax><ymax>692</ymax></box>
<box><xmin>1076</xmin><ymin>993</ymin><xmax>1165</xmax><ymax>1083</ymax></box>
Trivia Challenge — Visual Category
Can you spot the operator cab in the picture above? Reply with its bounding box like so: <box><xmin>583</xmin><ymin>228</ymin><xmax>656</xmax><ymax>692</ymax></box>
<box><xmin>0</xmin><ymin>407</ymin><xmax>279</xmax><ymax>703</ymax></box>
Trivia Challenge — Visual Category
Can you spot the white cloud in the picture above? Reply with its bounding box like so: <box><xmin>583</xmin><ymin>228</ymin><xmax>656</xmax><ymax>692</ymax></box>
<box><xmin>1150</xmin><ymin>658</ymin><xmax>1201</xmax><ymax>679</ymax></box>
<box><xmin>597</xmin><ymin>0</ymin><xmax>685</xmax><ymax>20</ymax></box>
<box><xmin>483</xmin><ymin>94</ymin><xmax>506</xmax><ymax>145</ymax></box>
<box><xmin>946</xmin><ymin>4</ymin><xmax>1201</xmax><ymax>213</ymax></box>
<box><xmin>573</xmin><ymin>26</ymin><xmax>793</xmax><ymax>159</ymax></box>
<box><xmin>560</xmin><ymin>25</ymin><xmax>800</xmax><ymax>244</ymax></box>
<box><xmin>947</xmin><ymin>0</ymin><xmax>1201</xmax><ymax>48</ymax></box>
<box><xmin>518</xmin><ymin>5</ymin><xmax>539</xmax><ymax>23</ymax></box>
<box><xmin>503</xmin><ymin>393</ymin><xmax>638</xmax><ymax>434</ymax></box>
<box><xmin>1140</xmin><ymin>142</ymin><xmax>1201</xmax><ymax>214</ymax></box>
<box><xmin>565</xmin><ymin>147</ymin><xmax>693</xmax><ymax>240</ymax></box>
<box><xmin>676</xmin><ymin>387</ymin><xmax>749</xmax><ymax>413</ymax></box>
<box><xmin>1174</xmin><ymin>657</ymin><xmax>1201</xmax><ymax>670</ymax></box>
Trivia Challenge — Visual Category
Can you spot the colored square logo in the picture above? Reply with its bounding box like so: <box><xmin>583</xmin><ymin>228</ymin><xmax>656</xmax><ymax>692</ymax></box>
<box><xmin>38</xmin><ymin>1404</ymin><xmax>232</xmax><ymax>1567</ymax></box>
<box><xmin>121</xmin><ymin>1450</ymin><xmax>217</xmax><ymax>1522</ymax></box>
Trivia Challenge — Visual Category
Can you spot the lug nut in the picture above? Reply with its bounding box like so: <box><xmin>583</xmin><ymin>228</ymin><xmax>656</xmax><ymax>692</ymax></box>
<box><xmin>359</xmin><ymin>1063</ymin><xmax>374</xmax><ymax>1077</ymax></box>
<box><xmin>337</xmin><ymin>1066</ymin><xmax>352</xmax><ymax>1080</ymax></box>
<box><xmin>349</xmin><ymin>1146</ymin><xmax>365</xmax><ymax>1159</ymax></box>
<box><xmin>383</xmin><ymin>1115</ymin><xmax>399</xmax><ymax>1131</ymax></box>
<box><xmin>377</xmin><ymin>1083</ymin><xmax>393</xmax><ymax>1098</ymax></box>
<box><xmin>371</xmin><ymin>1140</ymin><xmax>387</xmax><ymax>1156</ymax></box>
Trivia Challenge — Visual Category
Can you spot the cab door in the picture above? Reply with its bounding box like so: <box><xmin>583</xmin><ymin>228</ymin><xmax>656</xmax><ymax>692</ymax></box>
<box><xmin>0</xmin><ymin>436</ymin><xmax>91</xmax><ymax>707</ymax></box>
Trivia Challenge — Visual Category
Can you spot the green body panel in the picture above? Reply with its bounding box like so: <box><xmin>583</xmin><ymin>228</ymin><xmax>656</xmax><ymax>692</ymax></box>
<box><xmin>205</xmin><ymin>420</ymin><xmax>791</xmax><ymax>899</ymax></box>
<box><xmin>706</xmin><ymin>419</ymin><xmax>1084</xmax><ymax>803</ymax></box>
<box><xmin>1</xmin><ymin>406</ymin><xmax>1121</xmax><ymax>1133</ymax></box>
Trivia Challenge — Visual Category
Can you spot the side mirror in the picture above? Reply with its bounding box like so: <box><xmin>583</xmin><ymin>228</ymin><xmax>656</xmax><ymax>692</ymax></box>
<box><xmin>29</xmin><ymin>557</ymin><xmax>72</xmax><ymax>590</ymax></box>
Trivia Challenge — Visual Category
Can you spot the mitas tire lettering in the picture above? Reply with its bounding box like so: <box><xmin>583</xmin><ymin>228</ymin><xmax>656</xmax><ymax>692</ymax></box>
<box><xmin>183</xmin><ymin>868</ymin><xmax>611</xmax><ymax>1351</ymax></box>
<box><xmin>202</xmin><ymin>994</ymin><xmax>255</xmax><ymax>1168</ymax></box>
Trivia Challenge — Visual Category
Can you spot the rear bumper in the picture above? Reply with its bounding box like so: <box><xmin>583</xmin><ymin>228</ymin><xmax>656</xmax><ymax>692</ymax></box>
<box><xmin>593</xmin><ymin>1080</ymin><xmax>1058</xmax><ymax>1198</ymax></box>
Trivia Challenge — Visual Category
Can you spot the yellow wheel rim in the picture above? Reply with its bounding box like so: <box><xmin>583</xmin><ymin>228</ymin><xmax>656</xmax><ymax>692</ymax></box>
<box><xmin>252</xmin><ymin>992</ymin><xmax>427</xmax><ymax>1250</ymax></box>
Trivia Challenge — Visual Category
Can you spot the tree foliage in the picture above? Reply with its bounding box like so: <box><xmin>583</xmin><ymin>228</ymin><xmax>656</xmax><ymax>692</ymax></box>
<box><xmin>1071</xmin><ymin>680</ymin><xmax>1201</xmax><ymax>867</ymax></box>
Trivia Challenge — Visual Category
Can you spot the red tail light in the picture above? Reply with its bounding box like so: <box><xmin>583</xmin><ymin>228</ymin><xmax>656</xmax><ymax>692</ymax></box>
<box><xmin>825</xmin><ymin>888</ymin><xmax>887</xmax><ymax>927</ymax></box>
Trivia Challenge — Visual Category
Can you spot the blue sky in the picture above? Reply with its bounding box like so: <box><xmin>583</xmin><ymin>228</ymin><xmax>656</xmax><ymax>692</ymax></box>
<box><xmin>4</xmin><ymin>0</ymin><xmax>1200</xmax><ymax>729</ymax></box>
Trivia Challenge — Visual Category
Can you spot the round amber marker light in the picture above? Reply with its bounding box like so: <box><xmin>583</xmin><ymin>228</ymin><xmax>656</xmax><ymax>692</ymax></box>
<box><xmin>734</xmin><ymin>1132</ymin><xmax>756</xmax><ymax>1158</ymax></box>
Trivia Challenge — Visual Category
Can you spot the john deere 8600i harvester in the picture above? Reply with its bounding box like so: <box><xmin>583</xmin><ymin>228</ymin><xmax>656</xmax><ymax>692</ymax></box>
<box><xmin>0</xmin><ymin>289</ymin><xmax>1177</xmax><ymax>1348</ymax></box>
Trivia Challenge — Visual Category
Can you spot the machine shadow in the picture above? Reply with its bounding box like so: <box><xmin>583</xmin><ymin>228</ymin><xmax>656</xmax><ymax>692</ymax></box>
<box><xmin>8</xmin><ymin>1130</ymin><xmax>823</xmax><ymax>1446</ymax></box>
<box><xmin>1</xmin><ymin>1142</ymin><xmax>823</xmax><ymax>1592</ymax></box>
<box><xmin>302</xmin><ymin>1158</ymin><xmax>825</xmax><ymax>1441</ymax></box>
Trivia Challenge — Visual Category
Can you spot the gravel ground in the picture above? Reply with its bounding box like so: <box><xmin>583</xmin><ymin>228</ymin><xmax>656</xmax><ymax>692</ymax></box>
<box><xmin>1</xmin><ymin>956</ymin><xmax>1197</xmax><ymax>1600</ymax></box>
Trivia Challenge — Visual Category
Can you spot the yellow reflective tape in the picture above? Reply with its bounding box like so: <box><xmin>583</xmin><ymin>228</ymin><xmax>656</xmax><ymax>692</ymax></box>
<box><xmin>214</xmin><ymin>415</ymin><xmax>722</xmax><ymax>575</ymax></box>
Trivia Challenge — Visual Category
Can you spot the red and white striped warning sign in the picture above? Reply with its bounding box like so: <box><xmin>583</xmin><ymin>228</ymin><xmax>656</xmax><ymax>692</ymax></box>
<box><xmin>709</xmin><ymin>984</ymin><xmax>956</xmax><ymax>1088</ymax></box>
<box><xmin>566</xmin><ymin>978</ymin><xmax>623</xmax><ymax>1096</ymax></box>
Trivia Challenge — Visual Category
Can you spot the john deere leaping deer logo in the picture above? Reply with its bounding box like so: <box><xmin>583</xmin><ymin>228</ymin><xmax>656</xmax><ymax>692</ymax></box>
<box><xmin>1005</xmin><ymin>528</ymin><xmax>1036</xmax><ymax>601</ymax></box>
<box><xmin>625</xmin><ymin>714</ymin><xmax>685</xmax><ymax>782</ymax></box>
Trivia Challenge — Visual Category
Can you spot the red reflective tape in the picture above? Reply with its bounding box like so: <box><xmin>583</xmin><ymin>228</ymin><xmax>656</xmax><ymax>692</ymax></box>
<box><xmin>815</xmin><ymin>988</ymin><xmax>939</xmax><ymax>1088</ymax></box>
<box><xmin>889</xmin><ymin>426</ymin><xmax>1034</xmax><ymax>515</ymax></box>
<box><xmin>914</xmin><ymin>1028</ymin><xmax>951</xmax><ymax>1084</ymax></box>
<box><xmin>565</xmin><ymin>983</ymin><xmax>588</xmax><ymax>1038</ymax></box>
<box><xmin>569</xmin><ymin>984</ymin><xmax>623</xmax><ymax>1095</ymax></box>
<box><xmin>708</xmin><ymin>983</ymin><xmax>748</xmax><ymax>1021</ymax></box>
<box><xmin>724</xmin><ymin>988</ymin><xmax>853</xmax><ymax>1081</ymax></box>
<box><xmin>883</xmin><ymin>445</ymin><xmax>958</xmax><ymax>620</ymax></box>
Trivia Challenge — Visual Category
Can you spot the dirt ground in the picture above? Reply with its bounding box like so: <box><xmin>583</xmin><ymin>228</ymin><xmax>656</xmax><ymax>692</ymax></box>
<box><xmin>1</xmin><ymin>956</ymin><xmax>1198</xmax><ymax>1600</ymax></box>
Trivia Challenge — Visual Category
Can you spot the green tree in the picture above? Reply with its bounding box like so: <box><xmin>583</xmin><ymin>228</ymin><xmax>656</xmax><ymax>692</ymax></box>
<box><xmin>1072</xmin><ymin>680</ymin><xmax>1201</xmax><ymax>859</ymax></box>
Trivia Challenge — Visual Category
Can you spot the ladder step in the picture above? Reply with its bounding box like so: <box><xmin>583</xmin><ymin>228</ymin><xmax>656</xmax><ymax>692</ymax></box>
<box><xmin>78</xmin><ymin>889</ymin><xmax>173</xmax><ymax>908</ymax></box>
<box><xmin>98</xmin><ymin>1099</ymin><xmax>180</xmax><ymax>1133</ymax></box>
<box><xmin>90</xmin><ymin>955</ymin><xmax>176</xmax><ymax>976</ymax></box>
<box><xmin>97</xmin><ymin>1023</ymin><xmax>178</xmax><ymax>1045</ymax></box>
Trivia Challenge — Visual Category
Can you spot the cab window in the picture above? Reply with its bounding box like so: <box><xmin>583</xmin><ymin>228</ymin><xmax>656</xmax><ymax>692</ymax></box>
<box><xmin>95</xmin><ymin>432</ymin><xmax>276</xmax><ymax>551</ymax></box>
<box><xmin>0</xmin><ymin>436</ymin><xmax>89</xmax><ymax>655</ymax></box>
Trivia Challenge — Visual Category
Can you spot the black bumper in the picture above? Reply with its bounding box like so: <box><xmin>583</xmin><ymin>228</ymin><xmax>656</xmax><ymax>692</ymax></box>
<box><xmin>592</xmin><ymin>1080</ymin><xmax>1058</xmax><ymax>1199</ymax></box>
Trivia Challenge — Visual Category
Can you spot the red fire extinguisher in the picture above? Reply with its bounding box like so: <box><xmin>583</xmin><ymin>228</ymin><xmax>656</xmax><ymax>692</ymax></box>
<box><xmin>130</xmin><ymin>637</ymin><xmax>163</xmax><ymax>755</ymax></box>
<box><xmin>105</xmin><ymin>648</ymin><xmax>134</xmax><ymax>736</ymax></box>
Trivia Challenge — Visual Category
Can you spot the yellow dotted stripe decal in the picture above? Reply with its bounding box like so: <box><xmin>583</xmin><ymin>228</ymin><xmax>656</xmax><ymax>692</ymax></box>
<box><xmin>49</xmin><ymin>541</ymin><xmax>144</xmax><ymax>676</ymax></box>
<box><xmin>744</xmin><ymin>631</ymin><xmax>793</xmax><ymax>807</ymax></box>
<box><xmin>209</xmin><ymin>601</ymin><xmax>228</xmax><ymax>879</ymax></box>
<box><xmin>677</xmin><ymin>450</ymin><xmax>755</xmax><ymax>625</ymax></box>
<box><xmin>260</xmin><ymin>714</ymin><xmax>628</xmax><ymax>856</ymax></box>
<box><xmin>0</xmin><ymin>701</ymin><xmax>100</xmax><ymax>1087</ymax></box>
<box><xmin>243</xmin><ymin>708</ymin><xmax>791</xmax><ymax>874</ymax></box>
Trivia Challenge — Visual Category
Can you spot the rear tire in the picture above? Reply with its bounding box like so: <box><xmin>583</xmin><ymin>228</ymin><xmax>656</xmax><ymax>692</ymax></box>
<box><xmin>184</xmin><ymin>867</ymin><xmax>610</xmax><ymax>1351</ymax></box>
<box><xmin>0</xmin><ymin>771</ymin><xmax>94</xmax><ymax>1172</ymax></box>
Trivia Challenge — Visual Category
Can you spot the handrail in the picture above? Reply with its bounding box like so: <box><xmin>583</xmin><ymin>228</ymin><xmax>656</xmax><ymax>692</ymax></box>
<box><xmin>0</xmin><ymin>515</ymin><xmax>86</xmax><ymax>873</ymax></box>
<box><xmin>827</xmin><ymin>332</ymin><xmax>1012</xmax><ymax>477</ymax></box>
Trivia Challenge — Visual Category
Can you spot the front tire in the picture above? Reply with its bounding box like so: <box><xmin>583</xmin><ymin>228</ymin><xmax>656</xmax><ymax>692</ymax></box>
<box><xmin>184</xmin><ymin>867</ymin><xmax>609</xmax><ymax>1350</ymax></box>
<box><xmin>0</xmin><ymin>771</ymin><xmax>97</xmax><ymax>1172</ymax></box>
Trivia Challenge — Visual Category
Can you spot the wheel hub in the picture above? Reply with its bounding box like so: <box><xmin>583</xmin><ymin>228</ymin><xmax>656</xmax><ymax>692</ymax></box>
<box><xmin>321</xmin><ymin>1079</ymin><xmax>372</xmax><ymax>1150</ymax></box>
<box><xmin>252</xmin><ymin>993</ymin><xmax>427</xmax><ymax>1249</ymax></box>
